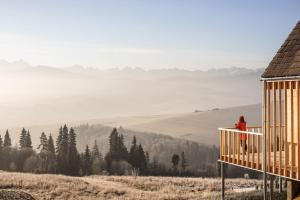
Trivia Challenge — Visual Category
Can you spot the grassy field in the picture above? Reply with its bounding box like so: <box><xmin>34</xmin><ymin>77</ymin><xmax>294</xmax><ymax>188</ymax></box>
<box><xmin>0</xmin><ymin>171</ymin><xmax>268</xmax><ymax>200</ymax></box>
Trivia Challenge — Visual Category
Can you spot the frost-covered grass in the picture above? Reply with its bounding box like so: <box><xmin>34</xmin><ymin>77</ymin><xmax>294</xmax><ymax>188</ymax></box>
<box><xmin>0</xmin><ymin>171</ymin><xmax>264</xmax><ymax>200</ymax></box>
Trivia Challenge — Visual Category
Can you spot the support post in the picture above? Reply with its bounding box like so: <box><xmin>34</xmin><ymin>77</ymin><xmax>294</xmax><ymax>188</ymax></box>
<box><xmin>287</xmin><ymin>180</ymin><xmax>300</xmax><ymax>200</ymax></box>
<box><xmin>279</xmin><ymin>177</ymin><xmax>282</xmax><ymax>193</ymax></box>
<box><xmin>270</xmin><ymin>175</ymin><xmax>274</xmax><ymax>200</ymax></box>
<box><xmin>263</xmin><ymin>80</ymin><xmax>268</xmax><ymax>200</ymax></box>
<box><xmin>221</xmin><ymin>162</ymin><xmax>225</xmax><ymax>200</ymax></box>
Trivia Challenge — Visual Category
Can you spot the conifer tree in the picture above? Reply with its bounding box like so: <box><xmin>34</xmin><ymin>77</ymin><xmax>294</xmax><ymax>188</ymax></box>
<box><xmin>137</xmin><ymin>144</ymin><xmax>147</xmax><ymax>173</ymax></box>
<box><xmin>56</xmin><ymin>125</ymin><xmax>69</xmax><ymax>174</ymax></box>
<box><xmin>145</xmin><ymin>151</ymin><xmax>150</xmax><ymax>167</ymax></box>
<box><xmin>38</xmin><ymin>132</ymin><xmax>48</xmax><ymax>151</ymax></box>
<box><xmin>171</xmin><ymin>154</ymin><xmax>180</xmax><ymax>172</ymax></box>
<box><xmin>48</xmin><ymin>134</ymin><xmax>55</xmax><ymax>155</ymax></box>
<box><xmin>0</xmin><ymin>135</ymin><xmax>3</xmax><ymax>152</ymax></box>
<box><xmin>19</xmin><ymin>128</ymin><xmax>27</xmax><ymax>149</ymax></box>
<box><xmin>92</xmin><ymin>140</ymin><xmax>101</xmax><ymax>160</ymax></box>
<box><xmin>0</xmin><ymin>135</ymin><xmax>3</xmax><ymax>168</ymax></box>
<box><xmin>181</xmin><ymin>151</ymin><xmax>188</xmax><ymax>172</ymax></box>
<box><xmin>4</xmin><ymin>130</ymin><xmax>11</xmax><ymax>147</ymax></box>
<box><xmin>68</xmin><ymin>127</ymin><xmax>80</xmax><ymax>176</ymax></box>
<box><xmin>56</xmin><ymin>127</ymin><xmax>63</xmax><ymax>154</ymax></box>
<box><xmin>26</xmin><ymin>130</ymin><xmax>32</xmax><ymax>148</ymax></box>
<box><xmin>108</xmin><ymin>128</ymin><xmax>128</xmax><ymax>160</ymax></box>
<box><xmin>129</xmin><ymin>136</ymin><xmax>138</xmax><ymax>168</ymax></box>
<box><xmin>83</xmin><ymin>145</ymin><xmax>92</xmax><ymax>175</ymax></box>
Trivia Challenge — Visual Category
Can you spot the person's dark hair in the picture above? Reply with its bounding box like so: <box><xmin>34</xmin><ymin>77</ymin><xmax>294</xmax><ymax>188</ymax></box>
<box><xmin>239</xmin><ymin>116</ymin><xmax>246</xmax><ymax>123</ymax></box>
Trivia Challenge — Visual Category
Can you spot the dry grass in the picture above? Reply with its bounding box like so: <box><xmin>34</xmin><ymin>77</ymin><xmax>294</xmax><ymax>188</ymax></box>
<box><xmin>0</xmin><ymin>171</ymin><xmax>262</xmax><ymax>200</ymax></box>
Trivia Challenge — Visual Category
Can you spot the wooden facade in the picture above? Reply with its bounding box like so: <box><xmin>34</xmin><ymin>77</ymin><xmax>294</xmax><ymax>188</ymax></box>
<box><xmin>220</xmin><ymin>80</ymin><xmax>300</xmax><ymax>180</ymax></box>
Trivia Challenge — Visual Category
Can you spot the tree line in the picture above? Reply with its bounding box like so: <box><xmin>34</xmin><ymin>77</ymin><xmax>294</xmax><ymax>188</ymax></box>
<box><xmin>0</xmin><ymin>125</ymin><xmax>193</xmax><ymax>176</ymax></box>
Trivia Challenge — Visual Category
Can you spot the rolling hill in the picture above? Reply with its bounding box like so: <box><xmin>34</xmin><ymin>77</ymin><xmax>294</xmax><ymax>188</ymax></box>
<box><xmin>90</xmin><ymin>104</ymin><xmax>262</xmax><ymax>145</ymax></box>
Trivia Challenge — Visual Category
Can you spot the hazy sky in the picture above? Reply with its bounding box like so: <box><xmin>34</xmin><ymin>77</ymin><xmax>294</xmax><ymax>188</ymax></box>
<box><xmin>0</xmin><ymin>0</ymin><xmax>299</xmax><ymax>70</ymax></box>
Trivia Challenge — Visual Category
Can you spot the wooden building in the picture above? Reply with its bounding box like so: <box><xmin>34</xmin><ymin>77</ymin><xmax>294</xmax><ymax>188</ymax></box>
<box><xmin>219</xmin><ymin>20</ymin><xmax>300</xmax><ymax>200</ymax></box>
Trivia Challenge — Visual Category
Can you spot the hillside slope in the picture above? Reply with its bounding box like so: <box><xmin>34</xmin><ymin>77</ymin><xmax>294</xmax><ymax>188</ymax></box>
<box><xmin>97</xmin><ymin>104</ymin><xmax>262</xmax><ymax>145</ymax></box>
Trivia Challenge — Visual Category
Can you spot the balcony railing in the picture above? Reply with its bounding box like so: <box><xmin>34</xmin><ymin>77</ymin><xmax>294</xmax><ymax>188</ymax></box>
<box><xmin>219</xmin><ymin>125</ymin><xmax>300</xmax><ymax>179</ymax></box>
<box><xmin>219</xmin><ymin>126</ymin><xmax>263</xmax><ymax>170</ymax></box>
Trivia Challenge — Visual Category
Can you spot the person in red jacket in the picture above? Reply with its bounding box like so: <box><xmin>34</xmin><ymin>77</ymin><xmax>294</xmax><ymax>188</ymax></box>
<box><xmin>235</xmin><ymin>116</ymin><xmax>247</xmax><ymax>152</ymax></box>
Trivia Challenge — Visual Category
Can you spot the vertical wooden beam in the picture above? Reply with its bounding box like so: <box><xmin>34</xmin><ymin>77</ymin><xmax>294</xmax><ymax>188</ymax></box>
<box><xmin>224</xmin><ymin>130</ymin><xmax>228</xmax><ymax>162</ymax></box>
<box><xmin>291</xmin><ymin>81</ymin><xmax>295</xmax><ymax>178</ymax></box>
<box><xmin>279</xmin><ymin>81</ymin><xmax>282</xmax><ymax>175</ymax></box>
<box><xmin>229</xmin><ymin>131</ymin><xmax>232</xmax><ymax>163</ymax></box>
<box><xmin>247</xmin><ymin>134</ymin><xmax>250</xmax><ymax>167</ymax></box>
<box><xmin>233</xmin><ymin>132</ymin><xmax>236</xmax><ymax>164</ymax></box>
<box><xmin>242</xmin><ymin>132</ymin><xmax>245</xmax><ymax>166</ymax></box>
<box><xmin>252</xmin><ymin>134</ymin><xmax>255</xmax><ymax>168</ymax></box>
<box><xmin>267</xmin><ymin>82</ymin><xmax>271</xmax><ymax>172</ymax></box>
<box><xmin>270</xmin><ymin>175</ymin><xmax>274</xmax><ymax>200</ymax></box>
<box><xmin>221</xmin><ymin>162</ymin><xmax>225</xmax><ymax>200</ymax></box>
<box><xmin>238</xmin><ymin>131</ymin><xmax>241</xmax><ymax>165</ymax></box>
<box><xmin>285</xmin><ymin>81</ymin><xmax>288</xmax><ymax>177</ymax></box>
<box><xmin>297</xmin><ymin>81</ymin><xmax>300</xmax><ymax>179</ymax></box>
<box><xmin>263</xmin><ymin>80</ymin><xmax>268</xmax><ymax>200</ymax></box>
<box><xmin>258</xmin><ymin>135</ymin><xmax>261</xmax><ymax>170</ymax></box>
<box><xmin>220</xmin><ymin>130</ymin><xmax>223</xmax><ymax>160</ymax></box>
<box><xmin>273</xmin><ymin>82</ymin><xmax>277</xmax><ymax>174</ymax></box>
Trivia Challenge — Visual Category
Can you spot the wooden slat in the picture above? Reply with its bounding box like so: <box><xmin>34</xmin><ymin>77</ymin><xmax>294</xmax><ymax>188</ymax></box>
<box><xmin>233</xmin><ymin>132</ymin><xmax>236</xmax><ymax>164</ymax></box>
<box><xmin>229</xmin><ymin>131</ymin><xmax>232</xmax><ymax>162</ymax></box>
<box><xmin>273</xmin><ymin>82</ymin><xmax>277</xmax><ymax>174</ymax></box>
<box><xmin>242</xmin><ymin>132</ymin><xmax>245</xmax><ymax>166</ymax></box>
<box><xmin>258</xmin><ymin>134</ymin><xmax>261</xmax><ymax>170</ymax></box>
<box><xmin>279</xmin><ymin>81</ymin><xmax>282</xmax><ymax>175</ymax></box>
<box><xmin>252</xmin><ymin>134</ymin><xmax>255</xmax><ymax>168</ymax></box>
<box><xmin>297</xmin><ymin>81</ymin><xmax>300</xmax><ymax>179</ymax></box>
<box><xmin>284</xmin><ymin>81</ymin><xmax>288</xmax><ymax>177</ymax></box>
<box><xmin>220</xmin><ymin>130</ymin><xmax>223</xmax><ymax>160</ymax></box>
<box><xmin>224</xmin><ymin>130</ymin><xmax>228</xmax><ymax>162</ymax></box>
<box><xmin>238</xmin><ymin>132</ymin><xmax>241</xmax><ymax>165</ymax></box>
<box><xmin>247</xmin><ymin>133</ymin><xmax>250</xmax><ymax>167</ymax></box>
<box><xmin>291</xmin><ymin>81</ymin><xmax>295</xmax><ymax>178</ymax></box>
<box><xmin>267</xmin><ymin>82</ymin><xmax>271</xmax><ymax>172</ymax></box>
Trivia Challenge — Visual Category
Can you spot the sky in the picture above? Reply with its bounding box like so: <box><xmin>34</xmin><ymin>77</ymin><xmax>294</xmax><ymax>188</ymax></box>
<box><xmin>0</xmin><ymin>0</ymin><xmax>299</xmax><ymax>70</ymax></box>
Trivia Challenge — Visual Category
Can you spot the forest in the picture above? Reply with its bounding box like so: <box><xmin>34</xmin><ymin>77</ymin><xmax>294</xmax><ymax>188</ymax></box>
<box><xmin>0</xmin><ymin>125</ymin><xmax>256</xmax><ymax>178</ymax></box>
<box><xmin>0</xmin><ymin>125</ymin><xmax>216</xmax><ymax>177</ymax></box>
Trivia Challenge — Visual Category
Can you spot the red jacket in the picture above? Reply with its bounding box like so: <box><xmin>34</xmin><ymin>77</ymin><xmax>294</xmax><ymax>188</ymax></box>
<box><xmin>235</xmin><ymin>122</ymin><xmax>247</xmax><ymax>140</ymax></box>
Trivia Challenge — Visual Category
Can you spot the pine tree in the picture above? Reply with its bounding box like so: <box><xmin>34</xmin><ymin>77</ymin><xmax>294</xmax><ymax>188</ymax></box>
<box><xmin>26</xmin><ymin>130</ymin><xmax>32</xmax><ymax>148</ymax></box>
<box><xmin>56</xmin><ymin>125</ymin><xmax>69</xmax><ymax>174</ymax></box>
<box><xmin>181</xmin><ymin>152</ymin><xmax>188</xmax><ymax>172</ymax></box>
<box><xmin>19</xmin><ymin>128</ymin><xmax>27</xmax><ymax>149</ymax></box>
<box><xmin>83</xmin><ymin>145</ymin><xmax>92</xmax><ymax>175</ymax></box>
<box><xmin>129</xmin><ymin>136</ymin><xmax>138</xmax><ymax>168</ymax></box>
<box><xmin>68</xmin><ymin>127</ymin><xmax>80</xmax><ymax>176</ymax></box>
<box><xmin>4</xmin><ymin>130</ymin><xmax>11</xmax><ymax>147</ymax></box>
<box><xmin>171</xmin><ymin>154</ymin><xmax>180</xmax><ymax>172</ymax></box>
<box><xmin>137</xmin><ymin>144</ymin><xmax>147</xmax><ymax>174</ymax></box>
<box><xmin>48</xmin><ymin>134</ymin><xmax>55</xmax><ymax>155</ymax></box>
<box><xmin>0</xmin><ymin>135</ymin><xmax>3</xmax><ymax>168</ymax></box>
<box><xmin>56</xmin><ymin>127</ymin><xmax>63</xmax><ymax>154</ymax></box>
<box><xmin>92</xmin><ymin>140</ymin><xmax>101</xmax><ymax>160</ymax></box>
<box><xmin>38</xmin><ymin>132</ymin><xmax>48</xmax><ymax>151</ymax></box>
<box><xmin>108</xmin><ymin>128</ymin><xmax>128</xmax><ymax>160</ymax></box>
<box><xmin>109</xmin><ymin>128</ymin><xmax>118</xmax><ymax>157</ymax></box>
<box><xmin>145</xmin><ymin>151</ymin><xmax>150</xmax><ymax>167</ymax></box>
<box><xmin>0</xmin><ymin>135</ymin><xmax>3</xmax><ymax>152</ymax></box>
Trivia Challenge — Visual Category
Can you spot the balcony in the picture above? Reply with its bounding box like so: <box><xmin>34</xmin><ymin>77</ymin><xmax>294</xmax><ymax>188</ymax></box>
<box><xmin>219</xmin><ymin>125</ymin><xmax>300</xmax><ymax>180</ymax></box>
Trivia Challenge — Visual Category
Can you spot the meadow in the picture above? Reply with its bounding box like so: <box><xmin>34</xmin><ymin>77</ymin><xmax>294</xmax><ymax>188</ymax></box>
<box><xmin>0</xmin><ymin>171</ymin><xmax>265</xmax><ymax>200</ymax></box>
